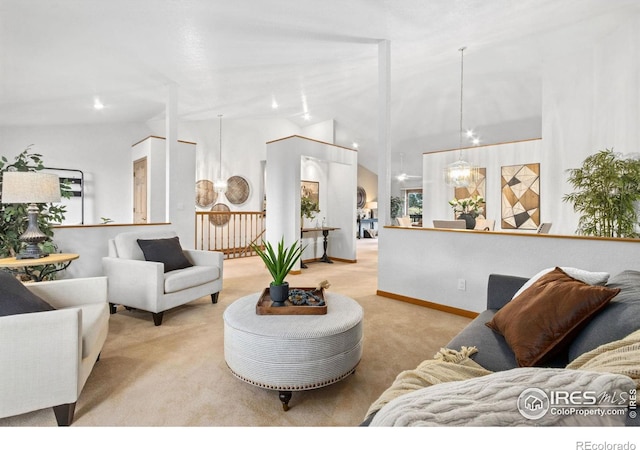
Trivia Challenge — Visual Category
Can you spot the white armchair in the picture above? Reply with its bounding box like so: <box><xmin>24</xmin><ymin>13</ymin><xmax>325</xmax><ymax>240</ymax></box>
<box><xmin>0</xmin><ymin>276</ymin><xmax>109</xmax><ymax>426</ymax></box>
<box><xmin>102</xmin><ymin>230</ymin><xmax>223</xmax><ymax>326</ymax></box>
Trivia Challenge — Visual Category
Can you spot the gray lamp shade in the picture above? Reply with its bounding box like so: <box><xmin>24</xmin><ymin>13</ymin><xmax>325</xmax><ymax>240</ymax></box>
<box><xmin>1</xmin><ymin>171</ymin><xmax>61</xmax><ymax>204</ymax></box>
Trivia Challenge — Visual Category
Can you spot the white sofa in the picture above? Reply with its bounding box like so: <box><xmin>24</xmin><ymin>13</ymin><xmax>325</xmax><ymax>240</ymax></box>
<box><xmin>102</xmin><ymin>230</ymin><xmax>223</xmax><ymax>326</ymax></box>
<box><xmin>0</xmin><ymin>276</ymin><xmax>109</xmax><ymax>426</ymax></box>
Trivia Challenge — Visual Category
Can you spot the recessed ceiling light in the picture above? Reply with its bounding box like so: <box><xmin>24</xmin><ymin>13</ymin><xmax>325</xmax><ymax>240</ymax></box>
<box><xmin>472</xmin><ymin>137</ymin><xmax>480</xmax><ymax>145</ymax></box>
<box><xmin>465</xmin><ymin>129</ymin><xmax>474</xmax><ymax>138</ymax></box>
<box><xmin>352</xmin><ymin>142</ymin><xmax>359</xmax><ymax>149</ymax></box>
<box><xmin>93</xmin><ymin>98</ymin><xmax>104</xmax><ymax>110</ymax></box>
<box><xmin>271</xmin><ymin>100</ymin><xmax>278</xmax><ymax>109</ymax></box>
<box><xmin>303</xmin><ymin>113</ymin><xmax>311</xmax><ymax>121</ymax></box>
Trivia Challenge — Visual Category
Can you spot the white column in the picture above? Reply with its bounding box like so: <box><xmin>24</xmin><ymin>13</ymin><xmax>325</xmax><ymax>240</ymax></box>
<box><xmin>165</xmin><ymin>82</ymin><xmax>178</xmax><ymax>223</ymax></box>
<box><xmin>377</xmin><ymin>40</ymin><xmax>391</xmax><ymax>226</ymax></box>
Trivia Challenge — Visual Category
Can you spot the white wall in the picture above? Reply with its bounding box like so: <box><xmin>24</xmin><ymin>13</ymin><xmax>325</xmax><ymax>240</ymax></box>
<box><xmin>357</xmin><ymin>164</ymin><xmax>378</xmax><ymax>204</ymax></box>
<box><xmin>148</xmin><ymin>117</ymin><xmax>301</xmax><ymax>213</ymax></box>
<box><xmin>0</xmin><ymin>123</ymin><xmax>152</xmax><ymax>224</ymax></box>
<box><xmin>379</xmin><ymin>227</ymin><xmax>640</xmax><ymax>314</ymax></box>
<box><xmin>381</xmin><ymin>12</ymin><xmax>640</xmax><ymax>311</ymax></box>
<box><xmin>302</xmin><ymin>119</ymin><xmax>335</xmax><ymax>144</ymax></box>
<box><xmin>266</xmin><ymin>136</ymin><xmax>358</xmax><ymax>269</ymax></box>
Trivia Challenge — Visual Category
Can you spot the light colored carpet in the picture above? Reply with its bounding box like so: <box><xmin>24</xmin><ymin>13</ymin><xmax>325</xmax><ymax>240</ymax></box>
<box><xmin>0</xmin><ymin>239</ymin><xmax>471</xmax><ymax>427</ymax></box>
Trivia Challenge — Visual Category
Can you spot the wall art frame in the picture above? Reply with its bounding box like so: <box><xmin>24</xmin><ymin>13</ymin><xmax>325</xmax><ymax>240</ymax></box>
<box><xmin>501</xmin><ymin>163</ymin><xmax>540</xmax><ymax>230</ymax></box>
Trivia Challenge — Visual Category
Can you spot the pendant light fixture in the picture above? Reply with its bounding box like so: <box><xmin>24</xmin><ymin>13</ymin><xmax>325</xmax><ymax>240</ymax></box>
<box><xmin>444</xmin><ymin>47</ymin><xmax>477</xmax><ymax>188</ymax></box>
<box><xmin>214</xmin><ymin>114</ymin><xmax>228</xmax><ymax>194</ymax></box>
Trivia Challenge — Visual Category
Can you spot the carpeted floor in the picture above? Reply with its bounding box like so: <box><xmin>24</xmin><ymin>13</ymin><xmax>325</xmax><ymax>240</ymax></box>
<box><xmin>0</xmin><ymin>238</ymin><xmax>471</xmax><ymax>427</ymax></box>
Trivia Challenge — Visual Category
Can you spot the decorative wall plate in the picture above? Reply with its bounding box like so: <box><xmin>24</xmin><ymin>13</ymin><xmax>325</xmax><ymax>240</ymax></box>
<box><xmin>209</xmin><ymin>203</ymin><xmax>231</xmax><ymax>227</ymax></box>
<box><xmin>357</xmin><ymin>186</ymin><xmax>367</xmax><ymax>209</ymax></box>
<box><xmin>225</xmin><ymin>175</ymin><xmax>250</xmax><ymax>205</ymax></box>
<box><xmin>196</xmin><ymin>179</ymin><xmax>217</xmax><ymax>208</ymax></box>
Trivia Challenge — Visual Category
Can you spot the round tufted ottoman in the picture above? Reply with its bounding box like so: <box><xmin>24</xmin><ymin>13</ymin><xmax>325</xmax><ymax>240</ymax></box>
<box><xmin>223</xmin><ymin>291</ymin><xmax>364</xmax><ymax>410</ymax></box>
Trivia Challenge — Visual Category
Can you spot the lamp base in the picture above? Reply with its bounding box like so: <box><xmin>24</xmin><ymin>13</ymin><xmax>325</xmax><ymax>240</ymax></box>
<box><xmin>16</xmin><ymin>243</ymin><xmax>48</xmax><ymax>259</ymax></box>
<box><xmin>16</xmin><ymin>205</ymin><xmax>49</xmax><ymax>259</ymax></box>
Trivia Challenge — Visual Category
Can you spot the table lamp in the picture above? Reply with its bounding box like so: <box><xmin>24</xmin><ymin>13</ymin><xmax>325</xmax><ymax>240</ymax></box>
<box><xmin>366</xmin><ymin>201</ymin><xmax>378</xmax><ymax>219</ymax></box>
<box><xmin>1</xmin><ymin>171</ymin><xmax>61</xmax><ymax>259</ymax></box>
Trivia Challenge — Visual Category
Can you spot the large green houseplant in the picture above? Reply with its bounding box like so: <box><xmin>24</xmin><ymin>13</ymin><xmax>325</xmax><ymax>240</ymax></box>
<box><xmin>0</xmin><ymin>148</ymin><xmax>69</xmax><ymax>259</ymax></box>
<box><xmin>251</xmin><ymin>237</ymin><xmax>306</xmax><ymax>306</ymax></box>
<box><xmin>563</xmin><ymin>148</ymin><xmax>640</xmax><ymax>238</ymax></box>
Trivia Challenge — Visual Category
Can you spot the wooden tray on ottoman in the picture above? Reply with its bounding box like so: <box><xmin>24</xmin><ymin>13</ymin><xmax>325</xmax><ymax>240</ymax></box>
<box><xmin>256</xmin><ymin>287</ymin><xmax>327</xmax><ymax>315</ymax></box>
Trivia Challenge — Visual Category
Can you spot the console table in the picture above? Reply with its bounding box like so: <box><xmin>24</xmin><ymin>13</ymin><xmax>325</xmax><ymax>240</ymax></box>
<box><xmin>0</xmin><ymin>253</ymin><xmax>79</xmax><ymax>282</ymax></box>
<box><xmin>358</xmin><ymin>218</ymin><xmax>378</xmax><ymax>239</ymax></box>
<box><xmin>301</xmin><ymin>227</ymin><xmax>340</xmax><ymax>268</ymax></box>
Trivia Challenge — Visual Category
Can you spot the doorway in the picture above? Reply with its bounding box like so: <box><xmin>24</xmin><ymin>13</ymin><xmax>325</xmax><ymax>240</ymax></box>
<box><xmin>133</xmin><ymin>157</ymin><xmax>147</xmax><ymax>223</ymax></box>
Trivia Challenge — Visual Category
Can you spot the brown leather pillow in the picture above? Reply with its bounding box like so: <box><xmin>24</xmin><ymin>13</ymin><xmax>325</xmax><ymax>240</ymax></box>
<box><xmin>486</xmin><ymin>267</ymin><xmax>620</xmax><ymax>367</ymax></box>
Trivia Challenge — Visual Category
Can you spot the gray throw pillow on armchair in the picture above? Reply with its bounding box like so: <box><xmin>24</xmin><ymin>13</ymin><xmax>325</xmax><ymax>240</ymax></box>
<box><xmin>0</xmin><ymin>272</ymin><xmax>55</xmax><ymax>316</ymax></box>
<box><xmin>137</xmin><ymin>236</ymin><xmax>194</xmax><ymax>273</ymax></box>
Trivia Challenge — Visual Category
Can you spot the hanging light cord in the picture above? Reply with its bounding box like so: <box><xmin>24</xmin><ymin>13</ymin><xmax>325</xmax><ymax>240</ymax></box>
<box><xmin>459</xmin><ymin>46</ymin><xmax>465</xmax><ymax>158</ymax></box>
<box><xmin>218</xmin><ymin>114</ymin><xmax>223</xmax><ymax>180</ymax></box>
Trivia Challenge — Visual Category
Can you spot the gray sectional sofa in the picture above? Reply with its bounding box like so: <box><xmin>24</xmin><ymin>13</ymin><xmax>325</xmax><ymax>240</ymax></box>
<box><xmin>363</xmin><ymin>269</ymin><xmax>640</xmax><ymax>426</ymax></box>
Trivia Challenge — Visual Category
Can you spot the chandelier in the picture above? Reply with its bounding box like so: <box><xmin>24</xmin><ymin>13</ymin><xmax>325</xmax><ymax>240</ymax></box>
<box><xmin>444</xmin><ymin>47</ymin><xmax>478</xmax><ymax>188</ymax></box>
<box><xmin>214</xmin><ymin>114</ymin><xmax>228</xmax><ymax>194</ymax></box>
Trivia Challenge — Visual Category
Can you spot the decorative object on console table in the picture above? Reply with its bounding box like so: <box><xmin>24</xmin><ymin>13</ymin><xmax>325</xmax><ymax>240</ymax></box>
<box><xmin>1</xmin><ymin>171</ymin><xmax>62</xmax><ymax>259</ymax></box>
<box><xmin>251</xmin><ymin>237</ymin><xmax>306</xmax><ymax>306</ymax></box>
<box><xmin>501</xmin><ymin>163</ymin><xmax>540</xmax><ymax>230</ymax></box>
<box><xmin>448</xmin><ymin>195</ymin><xmax>484</xmax><ymax>230</ymax></box>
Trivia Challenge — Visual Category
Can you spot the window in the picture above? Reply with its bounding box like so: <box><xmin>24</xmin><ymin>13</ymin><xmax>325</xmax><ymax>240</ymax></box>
<box><xmin>404</xmin><ymin>188</ymin><xmax>423</xmax><ymax>221</ymax></box>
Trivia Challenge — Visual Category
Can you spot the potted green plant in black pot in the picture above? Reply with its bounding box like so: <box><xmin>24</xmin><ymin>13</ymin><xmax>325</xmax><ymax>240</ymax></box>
<box><xmin>251</xmin><ymin>237</ymin><xmax>306</xmax><ymax>306</ymax></box>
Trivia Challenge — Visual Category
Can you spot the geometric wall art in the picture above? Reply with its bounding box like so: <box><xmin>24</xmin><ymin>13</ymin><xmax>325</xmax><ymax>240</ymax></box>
<box><xmin>455</xmin><ymin>167</ymin><xmax>486</xmax><ymax>216</ymax></box>
<box><xmin>501</xmin><ymin>163</ymin><xmax>540</xmax><ymax>229</ymax></box>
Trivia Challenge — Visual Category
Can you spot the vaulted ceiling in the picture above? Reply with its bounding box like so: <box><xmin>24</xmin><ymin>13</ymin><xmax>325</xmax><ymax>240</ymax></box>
<box><xmin>1</xmin><ymin>0</ymin><xmax>638</xmax><ymax>172</ymax></box>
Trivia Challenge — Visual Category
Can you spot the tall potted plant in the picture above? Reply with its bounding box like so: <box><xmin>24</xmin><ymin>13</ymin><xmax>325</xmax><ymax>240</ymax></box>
<box><xmin>251</xmin><ymin>237</ymin><xmax>306</xmax><ymax>306</ymax></box>
<box><xmin>563</xmin><ymin>149</ymin><xmax>640</xmax><ymax>238</ymax></box>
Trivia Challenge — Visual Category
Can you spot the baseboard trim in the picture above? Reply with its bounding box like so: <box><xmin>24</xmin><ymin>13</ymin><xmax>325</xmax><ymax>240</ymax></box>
<box><xmin>376</xmin><ymin>290</ymin><xmax>479</xmax><ymax>319</ymax></box>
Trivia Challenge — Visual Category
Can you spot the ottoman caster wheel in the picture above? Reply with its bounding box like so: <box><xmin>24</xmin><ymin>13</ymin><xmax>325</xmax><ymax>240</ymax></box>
<box><xmin>279</xmin><ymin>391</ymin><xmax>292</xmax><ymax>411</ymax></box>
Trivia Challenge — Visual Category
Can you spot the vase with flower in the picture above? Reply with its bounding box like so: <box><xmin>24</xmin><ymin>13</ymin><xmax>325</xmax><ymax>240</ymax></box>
<box><xmin>448</xmin><ymin>196</ymin><xmax>484</xmax><ymax>229</ymax></box>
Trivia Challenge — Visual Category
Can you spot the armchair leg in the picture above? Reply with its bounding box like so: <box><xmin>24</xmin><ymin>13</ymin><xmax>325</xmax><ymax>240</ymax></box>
<box><xmin>211</xmin><ymin>292</ymin><xmax>219</xmax><ymax>304</ymax></box>
<box><xmin>53</xmin><ymin>402</ymin><xmax>76</xmax><ymax>426</ymax></box>
<box><xmin>152</xmin><ymin>312</ymin><xmax>164</xmax><ymax>326</ymax></box>
<box><xmin>109</xmin><ymin>303</ymin><xmax>117</xmax><ymax>314</ymax></box>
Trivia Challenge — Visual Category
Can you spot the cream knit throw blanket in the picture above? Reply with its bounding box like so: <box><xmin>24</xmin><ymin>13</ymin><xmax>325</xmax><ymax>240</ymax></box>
<box><xmin>365</xmin><ymin>330</ymin><xmax>640</xmax><ymax>422</ymax></box>
<box><xmin>364</xmin><ymin>346</ymin><xmax>492</xmax><ymax>420</ymax></box>
<box><xmin>567</xmin><ymin>329</ymin><xmax>640</xmax><ymax>387</ymax></box>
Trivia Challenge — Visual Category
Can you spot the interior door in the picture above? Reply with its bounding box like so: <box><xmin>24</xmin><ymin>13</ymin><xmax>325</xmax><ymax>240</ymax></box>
<box><xmin>133</xmin><ymin>157</ymin><xmax>147</xmax><ymax>223</ymax></box>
